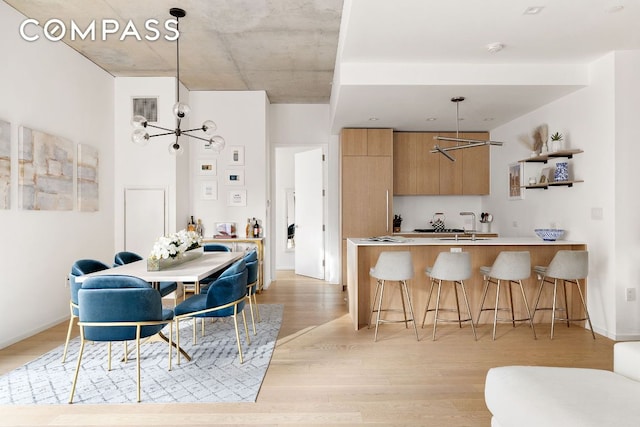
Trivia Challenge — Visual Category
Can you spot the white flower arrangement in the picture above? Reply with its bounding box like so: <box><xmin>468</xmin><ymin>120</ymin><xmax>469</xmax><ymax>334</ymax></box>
<box><xmin>149</xmin><ymin>229</ymin><xmax>202</xmax><ymax>260</ymax></box>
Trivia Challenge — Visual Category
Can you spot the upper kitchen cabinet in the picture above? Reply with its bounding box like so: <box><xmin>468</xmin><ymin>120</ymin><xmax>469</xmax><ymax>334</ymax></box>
<box><xmin>394</xmin><ymin>132</ymin><xmax>439</xmax><ymax>195</ymax></box>
<box><xmin>342</xmin><ymin>128</ymin><xmax>393</xmax><ymax>156</ymax></box>
<box><xmin>461</xmin><ymin>132</ymin><xmax>490</xmax><ymax>195</ymax></box>
<box><xmin>437</xmin><ymin>132</ymin><xmax>464</xmax><ymax>195</ymax></box>
<box><xmin>394</xmin><ymin>131</ymin><xmax>489</xmax><ymax>195</ymax></box>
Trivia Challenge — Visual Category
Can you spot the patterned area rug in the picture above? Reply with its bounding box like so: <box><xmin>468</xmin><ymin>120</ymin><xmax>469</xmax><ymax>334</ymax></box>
<box><xmin>0</xmin><ymin>304</ymin><xmax>283</xmax><ymax>404</ymax></box>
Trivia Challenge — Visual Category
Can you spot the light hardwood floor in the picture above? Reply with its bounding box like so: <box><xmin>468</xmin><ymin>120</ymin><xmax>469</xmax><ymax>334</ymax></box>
<box><xmin>1</xmin><ymin>271</ymin><xmax>614</xmax><ymax>426</ymax></box>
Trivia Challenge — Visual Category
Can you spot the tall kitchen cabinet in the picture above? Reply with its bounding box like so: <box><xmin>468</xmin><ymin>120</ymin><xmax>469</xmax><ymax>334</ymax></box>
<box><xmin>341</xmin><ymin>128</ymin><xmax>393</xmax><ymax>285</ymax></box>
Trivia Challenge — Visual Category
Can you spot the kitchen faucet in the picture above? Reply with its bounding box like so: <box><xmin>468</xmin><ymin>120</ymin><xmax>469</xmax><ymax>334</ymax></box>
<box><xmin>459</xmin><ymin>211</ymin><xmax>476</xmax><ymax>233</ymax></box>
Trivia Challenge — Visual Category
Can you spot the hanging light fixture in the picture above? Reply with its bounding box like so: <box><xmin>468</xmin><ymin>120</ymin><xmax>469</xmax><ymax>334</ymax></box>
<box><xmin>431</xmin><ymin>96</ymin><xmax>504</xmax><ymax>161</ymax></box>
<box><xmin>131</xmin><ymin>8</ymin><xmax>225</xmax><ymax>155</ymax></box>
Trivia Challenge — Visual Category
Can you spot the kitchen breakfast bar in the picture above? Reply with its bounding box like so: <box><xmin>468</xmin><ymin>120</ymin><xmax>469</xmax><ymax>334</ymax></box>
<box><xmin>346</xmin><ymin>237</ymin><xmax>587</xmax><ymax>332</ymax></box>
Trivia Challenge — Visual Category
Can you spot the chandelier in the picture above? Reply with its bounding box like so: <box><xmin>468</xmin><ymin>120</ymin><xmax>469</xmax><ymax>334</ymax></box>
<box><xmin>431</xmin><ymin>97</ymin><xmax>503</xmax><ymax>161</ymax></box>
<box><xmin>131</xmin><ymin>8</ymin><xmax>225</xmax><ymax>155</ymax></box>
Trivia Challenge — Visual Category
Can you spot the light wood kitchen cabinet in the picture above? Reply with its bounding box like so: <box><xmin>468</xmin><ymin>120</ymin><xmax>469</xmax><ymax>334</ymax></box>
<box><xmin>393</xmin><ymin>132</ymin><xmax>439</xmax><ymax>195</ymax></box>
<box><xmin>461</xmin><ymin>132</ymin><xmax>490</xmax><ymax>195</ymax></box>
<box><xmin>394</xmin><ymin>131</ymin><xmax>489</xmax><ymax>195</ymax></box>
<box><xmin>341</xmin><ymin>128</ymin><xmax>393</xmax><ymax>285</ymax></box>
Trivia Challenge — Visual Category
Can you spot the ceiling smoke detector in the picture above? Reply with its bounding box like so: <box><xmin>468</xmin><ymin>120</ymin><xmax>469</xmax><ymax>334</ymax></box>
<box><xmin>486</xmin><ymin>43</ymin><xmax>504</xmax><ymax>53</ymax></box>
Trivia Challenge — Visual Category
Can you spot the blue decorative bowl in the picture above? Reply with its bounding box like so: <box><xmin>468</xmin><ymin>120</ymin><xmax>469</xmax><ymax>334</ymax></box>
<box><xmin>534</xmin><ymin>229</ymin><xmax>565</xmax><ymax>241</ymax></box>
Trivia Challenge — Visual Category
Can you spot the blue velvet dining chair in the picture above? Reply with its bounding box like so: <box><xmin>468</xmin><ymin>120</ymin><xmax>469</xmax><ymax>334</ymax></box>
<box><xmin>174</xmin><ymin>259</ymin><xmax>249</xmax><ymax>364</ymax></box>
<box><xmin>182</xmin><ymin>243</ymin><xmax>232</xmax><ymax>300</ymax></box>
<box><xmin>69</xmin><ymin>275</ymin><xmax>174</xmax><ymax>403</ymax></box>
<box><xmin>203</xmin><ymin>243</ymin><xmax>231</xmax><ymax>252</ymax></box>
<box><xmin>63</xmin><ymin>259</ymin><xmax>111</xmax><ymax>363</ymax></box>
<box><xmin>114</xmin><ymin>251</ymin><xmax>178</xmax><ymax>306</ymax></box>
<box><xmin>244</xmin><ymin>250</ymin><xmax>260</xmax><ymax>335</ymax></box>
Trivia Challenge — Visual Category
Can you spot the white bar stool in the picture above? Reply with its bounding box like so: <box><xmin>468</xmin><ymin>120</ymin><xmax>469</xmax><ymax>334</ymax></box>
<box><xmin>368</xmin><ymin>251</ymin><xmax>419</xmax><ymax>342</ymax></box>
<box><xmin>422</xmin><ymin>252</ymin><xmax>477</xmax><ymax>341</ymax></box>
<box><xmin>532</xmin><ymin>250</ymin><xmax>595</xmax><ymax>339</ymax></box>
<box><xmin>477</xmin><ymin>251</ymin><xmax>537</xmax><ymax>340</ymax></box>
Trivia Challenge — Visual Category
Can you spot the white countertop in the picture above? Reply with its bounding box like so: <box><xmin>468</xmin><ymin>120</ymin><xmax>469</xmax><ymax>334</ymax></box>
<box><xmin>348</xmin><ymin>236</ymin><xmax>585</xmax><ymax>246</ymax></box>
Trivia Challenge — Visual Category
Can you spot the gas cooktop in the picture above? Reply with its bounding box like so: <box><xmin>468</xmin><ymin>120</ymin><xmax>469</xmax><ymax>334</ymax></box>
<box><xmin>413</xmin><ymin>228</ymin><xmax>465</xmax><ymax>233</ymax></box>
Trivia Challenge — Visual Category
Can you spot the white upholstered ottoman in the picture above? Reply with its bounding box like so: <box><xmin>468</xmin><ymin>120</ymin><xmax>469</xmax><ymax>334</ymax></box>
<box><xmin>485</xmin><ymin>342</ymin><xmax>640</xmax><ymax>427</ymax></box>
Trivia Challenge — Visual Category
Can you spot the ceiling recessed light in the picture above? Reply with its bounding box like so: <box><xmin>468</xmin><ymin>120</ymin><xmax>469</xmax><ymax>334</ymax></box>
<box><xmin>606</xmin><ymin>5</ymin><xmax>624</xmax><ymax>13</ymax></box>
<box><xmin>523</xmin><ymin>6</ymin><xmax>544</xmax><ymax>15</ymax></box>
<box><xmin>483</xmin><ymin>118</ymin><xmax>495</xmax><ymax>122</ymax></box>
<box><xmin>368</xmin><ymin>117</ymin><xmax>379</xmax><ymax>121</ymax></box>
<box><xmin>425</xmin><ymin>117</ymin><xmax>437</xmax><ymax>121</ymax></box>
<box><xmin>486</xmin><ymin>42</ymin><xmax>504</xmax><ymax>53</ymax></box>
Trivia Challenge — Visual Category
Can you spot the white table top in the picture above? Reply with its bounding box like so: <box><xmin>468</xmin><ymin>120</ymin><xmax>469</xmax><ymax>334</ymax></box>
<box><xmin>76</xmin><ymin>251</ymin><xmax>244</xmax><ymax>283</ymax></box>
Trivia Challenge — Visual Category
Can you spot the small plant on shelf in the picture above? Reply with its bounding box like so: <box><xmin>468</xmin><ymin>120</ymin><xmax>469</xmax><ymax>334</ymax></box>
<box><xmin>550</xmin><ymin>132</ymin><xmax>563</xmax><ymax>142</ymax></box>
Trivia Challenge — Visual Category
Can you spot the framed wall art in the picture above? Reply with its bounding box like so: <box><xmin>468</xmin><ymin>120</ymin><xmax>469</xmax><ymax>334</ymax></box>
<box><xmin>228</xmin><ymin>146</ymin><xmax>244</xmax><ymax>165</ymax></box>
<box><xmin>228</xmin><ymin>189</ymin><xmax>246</xmax><ymax>207</ymax></box>
<box><xmin>0</xmin><ymin>119</ymin><xmax>10</xmax><ymax>209</ymax></box>
<box><xmin>19</xmin><ymin>126</ymin><xmax>74</xmax><ymax>210</ymax></box>
<box><xmin>77</xmin><ymin>143</ymin><xmax>99</xmax><ymax>212</ymax></box>
<box><xmin>197</xmin><ymin>158</ymin><xmax>216</xmax><ymax>176</ymax></box>
<box><xmin>225</xmin><ymin>169</ymin><xmax>244</xmax><ymax>186</ymax></box>
<box><xmin>508</xmin><ymin>162</ymin><xmax>524</xmax><ymax>200</ymax></box>
<box><xmin>201</xmin><ymin>180</ymin><xmax>218</xmax><ymax>200</ymax></box>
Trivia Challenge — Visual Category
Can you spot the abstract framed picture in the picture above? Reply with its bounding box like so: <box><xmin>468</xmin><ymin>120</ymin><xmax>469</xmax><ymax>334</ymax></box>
<box><xmin>197</xmin><ymin>158</ymin><xmax>216</xmax><ymax>176</ymax></box>
<box><xmin>18</xmin><ymin>126</ymin><xmax>73</xmax><ymax>210</ymax></box>
<box><xmin>225</xmin><ymin>169</ymin><xmax>244</xmax><ymax>186</ymax></box>
<box><xmin>508</xmin><ymin>162</ymin><xmax>524</xmax><ymax>200</ymax></box>
<box><xmin>0</xmin><ymin>119</ymin><xmax>10</xmax><ymax>209</ymax></box>
<box><xmin>228</xmin><ymin>189</ymin><xmax>246</xmax><ymax>207</ymax></box>
<box><xmin>77</xmin><ymin>143</ymin><xmax>99</xmax><ymax>212</ymax></box>
<box><xmin>228</xmin><ymin>146</ymin><xmax>245</xmax><ymax>166</ymax></box>
<box><xmin>201</xmin><ymin>180</ymin><xmax>217</xmax><ymax>200</ymax></box>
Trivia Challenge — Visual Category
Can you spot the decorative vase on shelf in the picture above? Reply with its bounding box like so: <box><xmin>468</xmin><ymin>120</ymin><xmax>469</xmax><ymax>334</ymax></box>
<box><xmin>554</xmin><ymin>162</ymin><xmax>569</xmax><ymax>182</ymax></box>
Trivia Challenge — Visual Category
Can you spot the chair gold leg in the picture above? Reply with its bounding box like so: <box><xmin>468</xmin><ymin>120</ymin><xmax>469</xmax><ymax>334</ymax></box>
<box><xmin>432</xmin><ymin>280</ymin><xmax>443</xmax><ymax>341</ymax></box>
<box><xmin>422</xmin><ymin>279</ymin><xmax>436</xmax><ymax>328</ymax></box>
<box><xmin>241</xmin><ymin>309</ymin><xmax>251</xmax><ymax>345</ymax></box>
<box><xmin>400</xmin><ymin>280</ymin><xmax>419</xmax><ymax>341</ymax></box>
<box><xmin>168</xmin><ymin>319</ymin><xmax>172</xmax><ymax>371</ymax></box>
<box><xmin>459</xmin><ymin>281</ymin><xmax>477</xmax><ymax>341</ymax></box>
<box><xmin>253</xmin><ymin>293</ymin><xmax>261</xmax><ymax>322</ymax></box>
<box><xmin>68</xmin><ymin>327</ymin><xmax>86</xmax><ymax>404</ymax></box>
<box><xmin>476</xmin><ymin>277</ymin><xmax>490</xmax><ymax>328</ymax></box>
<box><xmin>107</xmin><ymin>342</ymin><xmax>112</xmax><ymax>371</ymax></box>
<box><xmin>517</xmin><ymin>280</ymin><xmax>537</xmax><ymax>339</ymax></box>
<box><xmin>369</xmin><ymin>280</ymin><xmax>382</xmax><ymax>329</ymax></box>
<box><xmin>135</xmin><ymin>326</ymin><xmax>141</xmax><ymax>403</ymax></box>
<box><xmin>62</xmin><ymin>312</ymin><xmax>75</xmax><ymax>363</ymax></box>
<box><xmin>551</xmin><ymin>279</ymin><xmax>559</xmax><ymax>339</ymax></box>
<box><xmin>247</xmin><ymin>293</ymin><xmax>257</xmax><ymax>335</ymax></box>
<box><xmin>176</xmin><ymin>318</ymin><xmax>181</xmax><ymax>365</ymax></box>
<box><xmin>492</xmin><ymin>280</ymin><xmax>501</xmax><ymax>340</ymax></box>
<box><xmin>232</xmin><ymin>309</ymin><xmax>244</xmax><ymax>364</ymax></box>
<box><xmin>374</xmin><ymin>280</ymin><xmax>385</xmax><ymax>342</ymax></box>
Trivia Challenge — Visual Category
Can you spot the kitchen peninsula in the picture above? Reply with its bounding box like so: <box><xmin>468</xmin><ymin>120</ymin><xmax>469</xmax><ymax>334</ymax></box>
<box><xmin>346</xmin><ymin>237</ymin><xmax>587</xmax><ymax>331</ymax></box>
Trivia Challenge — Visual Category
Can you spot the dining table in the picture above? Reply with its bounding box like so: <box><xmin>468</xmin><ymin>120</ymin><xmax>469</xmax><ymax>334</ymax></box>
<box><xmin>76</xmin><ymin>250</ymin><xmax>245</xmax><ymax>361</ymax></box>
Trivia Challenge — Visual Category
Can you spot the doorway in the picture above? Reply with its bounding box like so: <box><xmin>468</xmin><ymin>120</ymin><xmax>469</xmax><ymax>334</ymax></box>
<box><xmin>273</xmin><ymin>145</ymin><xmax>326</xmax><ymax>279</ymax></box>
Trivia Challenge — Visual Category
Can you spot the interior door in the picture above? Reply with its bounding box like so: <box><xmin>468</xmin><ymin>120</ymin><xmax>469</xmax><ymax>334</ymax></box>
<box><xmin>294</xmin><ymin>148</ymin><xmax>325</xmax><ymax>279</ymax></box>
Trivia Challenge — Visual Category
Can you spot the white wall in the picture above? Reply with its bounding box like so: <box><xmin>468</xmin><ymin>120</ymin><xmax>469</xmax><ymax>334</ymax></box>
<box><xmin>269</xmin><ymin>104</ymin><xmax>340</xmax><ymax>283</ymax></box>
<box><xmin>613</xmin><ymin>51</ymin><xmax>640</xmax><ymax>337</ymax></box>
<box><xmin>0</xmin><ymin>3</ymin><xmax>114</xmax><ymax>348</ymax></box>
<box><xmin>113</xmin><ymin>77</ymin><xmax>182</xmax><ymax>253</ymax></box>
<box><xmin>394</xmin><ymin>196</ymin><xmax>484</xmax><ymax>232</ymax></box>
<box><xmin>188</xmin><ymin>91</ymin><xmax>270</xmax><ymax>284</ymax></box>
<box><xmin>486</xmin><ymin>52</ymin><xmax>640</xmax><ymax>339</ymax></box>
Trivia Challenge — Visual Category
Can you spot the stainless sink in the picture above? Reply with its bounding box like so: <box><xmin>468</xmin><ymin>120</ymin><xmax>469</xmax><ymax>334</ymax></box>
<box><xmin>438</xmin><ymin>237</ymin><xmax>490</xmax><ymax>241</ymax></box>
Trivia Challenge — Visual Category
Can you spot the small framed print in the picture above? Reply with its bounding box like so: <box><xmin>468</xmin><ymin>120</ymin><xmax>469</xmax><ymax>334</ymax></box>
<box><xmin>201</xmin><ymin>181</ymin><xmax>217</xmax><ymax>200</ymax></box>
<box><xmin>197</xmin><ymin>158</ymin><xmax>216</xmax><ymax>176</ymax></box>
<box><xmin>228</xmin><ymin>189</ymin><xmax>247</xmax><ymax>207</ymax></box>
<box><xmin>225</xmin><ymin>169</ymin><xmax>244</xmax><ymax>185</ymax></box>
<box><xmin>508</xmin><ymin>162</ymin><xmax>524</xmax><ymax>200</ymax></box>
<box><xmin>228</xmin><ymin>146</ymin><xmax>244</xmax><ymax>165</ymax></box>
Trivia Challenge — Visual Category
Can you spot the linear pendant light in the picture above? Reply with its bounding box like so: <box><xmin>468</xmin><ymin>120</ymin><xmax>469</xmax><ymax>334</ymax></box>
<box><xmin>431</xmin><ymin>97</ymin><xmax>504</xmax><ymax>161</ymax></box>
